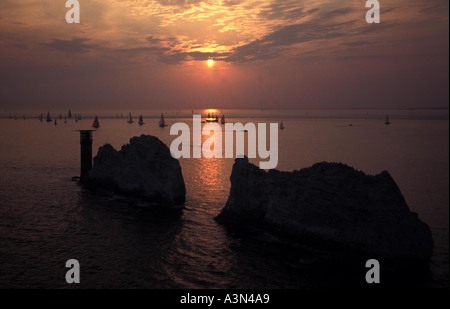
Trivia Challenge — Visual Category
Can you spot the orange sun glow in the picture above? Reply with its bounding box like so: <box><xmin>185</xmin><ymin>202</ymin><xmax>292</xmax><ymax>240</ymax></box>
<box><xmin>207</xmin><ymin>59</ymin><xmax>215</xmax><ymax>68</ymax></box>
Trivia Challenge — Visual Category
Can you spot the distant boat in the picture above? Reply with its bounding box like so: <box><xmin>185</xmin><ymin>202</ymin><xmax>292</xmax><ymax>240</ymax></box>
<box><xmin>127</xmin><ymin>113</ymin><xmax>134</xmax><ymax>124</ymax></box>
<box><xmin>59</xmin><ymin>114</ymin><xmax>62</xmax><ymax>120</ymax></box>
<box><xmin>280</xmin><ymin>121</ymin><xmax>285</xmax><ymax>130</ymax></box>
<box><xmin>206</xmin><ymin>112</ymin><xmax>219</xmax><ymax>123</ymax></box>
<box><xmin>54</xmin><ymin>119</ymin><xmax>58</xmax><ymax>126</ymax></box>
<box><xmin>159</xmin><ymin>114</ymin><xmax>168</xmax><ymax>128</ymax></box>
<box><xmin>64</xmin><ymin>116</ymin><xmax>67</xmax><ymax>124</ymax></box>
<box><xmin>92</xmin><ymin>115</ymin><xmax>100</xmax><ymax>129</ymax></box>
<box><xmin>221</xmin><ymin>114</ymin><xmax>226</xmax><ymax>125</ymax></box>
<box><xmin>23</xmin><ymin>115</ymin><xmax>26</xmax><ymax>120</ymax></box>
<box><xmin>138</xmin><ymin>115</ymin><xmax>145</xmax><ymax>126</ymax></box>
<box><xmin>68</xmin><ymin>110</ymin><xmax>73</xmax><ymax>119</ymax></box>
<box><xmin>385</xmin><ymin>115</ymin><xmax>391</xmax><ymax>126</ymax></box>
<box><xmin>39</xmin><ymin>114</ymin><xmax>43</xmax><ymax>122</ymax></box>
<box><xmin>46</xmin><ymin>112</ymin><xmax>52</xmax><ymax>123</ymax></box>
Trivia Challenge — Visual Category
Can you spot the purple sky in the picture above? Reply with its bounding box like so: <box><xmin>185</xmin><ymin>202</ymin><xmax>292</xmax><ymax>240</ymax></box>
<box><xmin>0</xmin><ymin>0</ymin><xmax>448</xmax><ymax>110</ymax></box>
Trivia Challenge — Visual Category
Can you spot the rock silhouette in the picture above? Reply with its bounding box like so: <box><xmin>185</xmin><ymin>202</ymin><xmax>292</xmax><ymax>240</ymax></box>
<box><xmin>216</xmin><ymin>157</ymin><xmax>433</xmax><ymax>262</ymax></box>
<box><xmin>82</xmin><ymin>135</ymin><xmax>186</xmax><ymax>208</ymax></box>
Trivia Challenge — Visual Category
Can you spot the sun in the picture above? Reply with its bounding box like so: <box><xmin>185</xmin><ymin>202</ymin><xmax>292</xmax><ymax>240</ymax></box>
<box><xmin>206</xmin><ymin>59</ymin><xmax>215</xmax><ymax>68</ymax></box>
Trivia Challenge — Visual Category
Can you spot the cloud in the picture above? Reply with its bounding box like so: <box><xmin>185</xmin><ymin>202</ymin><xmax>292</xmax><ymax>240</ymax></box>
<box><xmin>1</xmin><ymin>0</ymin><xmax>448</xmax><ymax>66</ymax></box>
<box><xmin>108</xmin><ymin>0</ymin><xmax>406</xmax><ymax>64</ymax></box>
<box><xmin>118</xmin><ymin>35</ymin><xmax>231</xmax><ymax>64</ymax></box>
<box><xmin>160</xmin><ymin>50</ymin><xmax>231</xmax><ymax>64</ymax></box>
<box><xmin>156</xmin><ymin>0</ymin><xmax>204</xmax><ymax>6</ymax></box>
<box><xmin>225</xmin><ymin>17</ymin><xmax>358</xmax><ymax>62</ymax></box>
<box><xmin>419</xmin><ymin>1</ymin><xmax>449</xmax><ymax>14</ymax></box>
<box><xmin>44</xmin><ymin>38</ymin><xmax>95</xmax><ymax>54</ymax></box>
<box><xmin>222</xmin><ymin>0</ymin><xmax>243</xmax><ymax>7</ymax></box>
<box><xmin>258</xmin><ymin>1</ymin><xmax>314</xmax><ymax>22</ymax></box>
<box><xmin>14</xmin><ymin>43</ymin><xmax>28</xmax><ymax>50</ymax></box>
<box><xmin>0</xmin><ymin>0</ymin><xmax>448</xmax><ymax>110</ymax></box>
<box><xmin>114</xmin><ymin>0</ymin><xmax>356</xmax><ymax>64</ymax></box>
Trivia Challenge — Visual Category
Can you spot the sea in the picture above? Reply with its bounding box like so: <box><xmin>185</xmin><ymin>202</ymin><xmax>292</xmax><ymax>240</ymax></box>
<box><xmin>0</xmin><ymin>109</ymin><xmax>448</xmax><ymax>288</ymax></box>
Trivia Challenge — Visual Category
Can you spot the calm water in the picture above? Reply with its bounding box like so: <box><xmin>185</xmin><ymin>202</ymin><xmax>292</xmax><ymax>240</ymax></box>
<box><xmin>0</xmin><ymin>110</ymin><xmax>448</xmax><ymax>288</ymax></box>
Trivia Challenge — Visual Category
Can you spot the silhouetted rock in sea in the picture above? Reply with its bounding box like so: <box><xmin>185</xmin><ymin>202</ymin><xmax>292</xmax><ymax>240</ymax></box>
<box><xmin>216</xmin><ymin>157</ymin><xmax>433</xmax><ymax>262</ymax></box>
<box><xmin>82</xmin><ymin>135</ymin><xmax>186</xmax><ymax>208</ymax></box>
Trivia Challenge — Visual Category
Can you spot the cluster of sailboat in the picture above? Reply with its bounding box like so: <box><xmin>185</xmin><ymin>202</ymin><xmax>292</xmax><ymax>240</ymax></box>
<box><xmin>10</xmin><ymin>110</ymin><xmax>393</xmax><ymax>129</ymax></box>
<box><xmin>13</xmin><ymin>110</ymin><xmax>289</xmax><ymax>130</ymax></box>
<box><xmin>37</xmin><ymin>110</ymin><xmax>81</xmax><ymax>126</ymax></box>
<box><xmin>27</xmin><ymin>110</ymin><xmax>169</xmax><ymax>129</ymax></box>
<box><xmin>124</xmin><ymin>113</ymin><xmax>168</xmax><ymax>128</ymax></box>
<box><xmin>205</xmin><ymin>112</ymin><xmax>226</xmax><ymax>125</ymax></box>
<box><xmin>204</xmin><ymin>112</ymin><xmax>286</xmax><ymax>129</ymax></box>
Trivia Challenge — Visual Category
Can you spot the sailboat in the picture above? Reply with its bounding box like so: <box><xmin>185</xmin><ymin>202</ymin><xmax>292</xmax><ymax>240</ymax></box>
<box><xmin>221</xmin><ymin>114</ymin><xmax>226</xmax><ymax>125</ymax></box>
<box><xmin>138</xmin><ymin>115</ymin><xmax>145</xmax><ymax>126</ymax></box>
<box><xmin>159</xmin><ymin>113</ymin><xmax>168</xmax><ymax>128</ymax></box>
<box><xmin>206</xmin><ymin>112</ymin><xmax>219</xmax><ymax>123</ymax></box>
<box><xmin>64</xmin><ymin>116</ymin><xmax>67</xmax><ymax>124</ymax></box>
<box><xmin>46</xmin><ymin>112</ymin><xmax>52</xmax><ymax>123</ymax></box>
<box><xmin>92</xmin><ymin>115</ymin><xmax>100</xmax><ymax>129</ymax></box>
<box><xmin>280</xmin><ymin>121</ymin><xmax>285</xmax><ymax>130</ymax></box>
<box><xmin>68</xmin><ymin>110</ymin><xmax>73</xmax><ymax>119</ymax></box>
<box><xmin>385</xmin><ymin>115</ymin><xmax>391</xmax><ymax>126</ymax></box>
<box><xmin>39</xmin><ymin>114</ymin><xmax>43</xmax><ymax>122</ymax></box>
<box><xmin>127</xmin><ymin>112</ymin><xmax>134</xmax><ymax>124</ymax></box>
<box><xmin>54</xmin><ymin>119</ymin><xmax>58</xmax><ymax>126</ymax></box>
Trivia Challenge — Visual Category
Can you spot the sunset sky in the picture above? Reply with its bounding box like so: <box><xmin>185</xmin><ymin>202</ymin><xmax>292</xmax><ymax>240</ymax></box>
<box><xmin>0</xmin><ymin>0</ymin><xmax>448</xmax><ymax>109</ymax></box>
